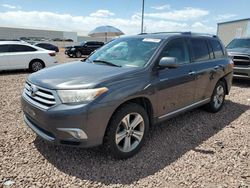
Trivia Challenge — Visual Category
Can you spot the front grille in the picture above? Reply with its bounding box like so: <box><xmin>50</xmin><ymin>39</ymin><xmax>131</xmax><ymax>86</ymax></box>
<box><xmin>231</xmin><ymin>55</ymin><xmax>250</xmax><ymax>66</ymax></box>
<box><xmin>23</xmin><ymin>82</ymin><xmax>56</xmax><ymax>109</ymax></box>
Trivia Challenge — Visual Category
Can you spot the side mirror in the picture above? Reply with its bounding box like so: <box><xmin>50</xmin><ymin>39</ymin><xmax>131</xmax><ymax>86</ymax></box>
<box><xmin>159</xmin><ymin>57</ymin><xmax>179</xmax><ymax>68</ymax></box>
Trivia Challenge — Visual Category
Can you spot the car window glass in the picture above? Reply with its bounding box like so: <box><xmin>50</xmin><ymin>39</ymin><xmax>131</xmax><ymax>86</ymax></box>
<box><xmin>160</xmin><ymin>38</ymin><xmax>190</xmax><ymax>64</ymax></box>
<box><xmin>9</xmin><ymin>45</ymin><xmax>37</xmax><ymax>52</ymax></box>
<box><xmin>207</xmin><ymin>41</ymin><xmax>215</xmax><ymax>59</ymax></box>
<box><xmin>190</xmin><ymin>38</ymin><xmax>210</xmax><ymax>62</ymax></box>
<box><xmin>210</xmin><ymin>40</ymin><xmax>224</xmax><ymax>59</ymax></box>
<box><xmin>0</xmin><ymin>45</ymin><xmax>10</xmax><ymax>53</ymax></box>
<box><xmin>88</xmin><ymin>37</ymin><xmax>161</xmax><ymax>67</ymax></box>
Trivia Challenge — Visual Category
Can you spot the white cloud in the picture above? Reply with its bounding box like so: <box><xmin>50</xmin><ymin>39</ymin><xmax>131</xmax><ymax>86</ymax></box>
<box><xmin>1</xmin><ymin>4</ymin><xmax>21</xmax><ymax>9</ymax></box>
<box><xmin>0</xmin><ymin>10</ymin><xmax>216</xmax><ymax>35</ymax></box>
<box><xmin>215</xmin><ymin>14</ymin><xmax>237</xmax><ymax>21</ymax></box>
<box><xmin>191</xmin><ymin>22</ymin><xmax>215</xmax><ymax>33</ymax></box>
<box><xmin>151</xmin><ymin>4</ymin><xmax>171</xmax><ymax>10</ymax></box>
<box><xmin>90</xmin><ymin>9</ymin><xmax>115</xmax><ymax>17</ymax></box>
<box><xmin>145</xmin><ymin>7</ymin><xmax>209</xmax><ymax>21</ymax></box>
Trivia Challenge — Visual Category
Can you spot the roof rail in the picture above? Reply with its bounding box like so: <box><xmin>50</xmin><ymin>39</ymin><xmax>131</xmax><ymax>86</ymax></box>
<box><xmin>138</xmin><ymin>33</ymin><xmax>148</xmax><ymax>35</ymax></box>
<box><xmin>147</xmin><ymin>31</ymin><xmax>217</xmax><ymax>38</ymax></box>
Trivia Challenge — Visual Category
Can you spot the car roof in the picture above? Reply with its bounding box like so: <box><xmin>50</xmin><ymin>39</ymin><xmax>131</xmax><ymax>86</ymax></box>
<box><xmin>0</xmin><ymin>41</ymin><xmax>30</xmax><ymax>45</ymax></box>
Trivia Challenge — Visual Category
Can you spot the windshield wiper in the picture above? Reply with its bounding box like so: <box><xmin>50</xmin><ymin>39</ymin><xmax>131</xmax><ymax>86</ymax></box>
<box><xmin>93</xmin><ymin>60</ymin><xmax>121</xmax><ymax>67</ymax></box>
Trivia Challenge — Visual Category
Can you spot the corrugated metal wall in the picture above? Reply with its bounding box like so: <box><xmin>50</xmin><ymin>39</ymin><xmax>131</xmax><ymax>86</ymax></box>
<box><xmin>217</xmin><ymin>20</ymin><xmax>249</xmax><ymax>46</ymax></box>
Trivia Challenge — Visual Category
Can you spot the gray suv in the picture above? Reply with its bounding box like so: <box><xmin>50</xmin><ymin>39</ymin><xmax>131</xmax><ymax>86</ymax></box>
<box><xmin>227</xmin><ymin>38</ymin><xmax>250</xmax><ymax>79</ymax></box>
<box><xmin>21</xmin><ymin>32</ymin><xmax>233</xmax><ymax>159</ymax></box>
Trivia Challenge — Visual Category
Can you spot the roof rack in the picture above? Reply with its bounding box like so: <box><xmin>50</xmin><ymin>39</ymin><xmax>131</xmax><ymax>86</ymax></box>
<box><xmin>140</xmin><ymin>31</ymin><xmax>217</xmax><ymax>38</ymax></box>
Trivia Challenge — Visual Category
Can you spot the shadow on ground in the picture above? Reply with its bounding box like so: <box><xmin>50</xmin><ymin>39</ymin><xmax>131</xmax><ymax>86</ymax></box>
<box><xmin>34</xmin><ymin>99</ymin><xmax>249</xmax><ymax>185</ymax></box>
<box><xmin>233</xmin><ymin>78</ymin><xmax>249</xmax><ymax>87</ymax></box>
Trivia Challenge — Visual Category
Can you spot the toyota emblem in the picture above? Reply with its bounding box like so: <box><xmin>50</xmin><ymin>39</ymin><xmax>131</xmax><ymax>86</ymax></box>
<box><xmin>30</xmin><ymin>85</ymin><xmax>38</xmax><ymax>97</ymax></box>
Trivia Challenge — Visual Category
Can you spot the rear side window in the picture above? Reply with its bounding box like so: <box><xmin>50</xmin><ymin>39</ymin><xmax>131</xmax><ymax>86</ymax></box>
<box><xmin>160</xmin><ymin>38</ymin><xmax>190</xmax><ymax>64</ymax></box>
<box><xmin>9</xmin><ymin>45</ymin><xmax>37</xmax><ymax>52</ymax></box>
<box><xmin>0</xmin><ymin>45</ymin><xmax>10</xmax><ymax>53</ymax></box>
<box><xmin>190</xmin><ymin>38</ymin><xmax>210</xmax><ymax>62</ymax></box>
<box><xmin>210</xmin><ymin>40</ymin><xmax>224</xmax><ymax>59</ymax></box>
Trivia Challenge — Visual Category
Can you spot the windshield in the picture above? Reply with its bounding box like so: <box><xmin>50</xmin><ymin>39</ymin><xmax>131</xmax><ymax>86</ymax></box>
<box><xmin>227</xmin><ymin>39</ymin><xmax>250</xmax><ymax>49</ymax></box>
<box><xmin>80</xmin><ymin>41</ymin><xmax>86</xmax><ymax>46</ymax></box>
<box><xmin>87</xmin><ymin>37</ymin><xmax>162</xmax><ymax>67</ymax></box>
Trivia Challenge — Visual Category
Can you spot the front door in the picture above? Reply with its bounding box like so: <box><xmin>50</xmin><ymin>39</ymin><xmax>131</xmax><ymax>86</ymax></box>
<box><xmin>155</xmin><ymin>38</ymin><xmax>197</xmax><ymax>118</ymax></box>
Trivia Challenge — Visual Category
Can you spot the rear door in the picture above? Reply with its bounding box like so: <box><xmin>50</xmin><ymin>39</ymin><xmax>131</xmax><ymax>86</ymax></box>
<box><xmin>8</xmin><ymin>44</ymin><xmax>37</xmax><ymax>69</ymax></box>
<box><xmin>155</xmin><ymin>38</ymin><xmax>197</xmax><ymax>118</ymax></box>
<box><xmin>0</xmin><ymin>44</ymin><xmax>11</xmax><ymax>70</ymax></box>
<box><xmin>188</xmin><ymin>37</ymin><xmax>225</xmax><ymax>102</ymax></box>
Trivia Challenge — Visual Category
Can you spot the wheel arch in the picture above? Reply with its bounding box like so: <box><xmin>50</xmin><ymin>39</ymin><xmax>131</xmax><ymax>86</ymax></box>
<box><xmin>103</xmin><ymin>96</ymin><xmax>154</xmax><ymax>142</ymax></box>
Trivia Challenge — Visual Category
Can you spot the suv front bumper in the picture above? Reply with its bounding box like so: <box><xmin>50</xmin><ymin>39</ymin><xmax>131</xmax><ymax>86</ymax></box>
<box><xmin>21</xmin><ymin>94</ymin><xmax>113</xmax><ymax>148</ymax></box>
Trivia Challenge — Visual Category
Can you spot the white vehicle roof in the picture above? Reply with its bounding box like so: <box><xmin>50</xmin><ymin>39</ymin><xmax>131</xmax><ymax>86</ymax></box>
<box><xmin>0</xmin><ymin>41</ymin><xmax>52</xmax><ymax>52</ymax></box>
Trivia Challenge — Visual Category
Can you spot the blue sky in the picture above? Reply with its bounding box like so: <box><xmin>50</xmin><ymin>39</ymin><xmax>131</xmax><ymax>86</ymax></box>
<box><xmin>0</xmin><ymin>0</ymin><xmax>249</xmax><ymax>35</ymax></box>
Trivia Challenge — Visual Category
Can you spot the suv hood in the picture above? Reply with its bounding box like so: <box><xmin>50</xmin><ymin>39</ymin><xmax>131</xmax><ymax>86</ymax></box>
<box><xmin>227</xmin><ymin>47</ymin><xmax>250</xmax><ymax>55</ymax></box>
<box><xmin>28</xmin><ymin>61</ymin><xmax>137</xmax><ymax>89</ymax></box>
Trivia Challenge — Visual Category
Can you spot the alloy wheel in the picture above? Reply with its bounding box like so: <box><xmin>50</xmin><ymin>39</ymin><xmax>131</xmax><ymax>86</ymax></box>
<box><xmin>115</xmin><ymin>113</ymin><xmax>145</xmax><ymax>153</ymax></box>
<box><xmin>213</xmin><ymin>85</ymin><xmax>225</xmax><ymax>109</ymax></box>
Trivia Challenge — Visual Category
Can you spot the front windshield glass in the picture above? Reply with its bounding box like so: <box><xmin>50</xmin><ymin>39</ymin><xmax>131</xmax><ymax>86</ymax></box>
<box><xmin>227</xmin><ymin>39</ymin><xmax>250</xmax><ymax>49</ymax></box>
<box><xmin>87</xmin><ymin>37</ymin><xmax>162</xmax><ymax>67</ymax></box>
<box><xmin>80</xmin><ymin>41</ymin><xmax>86</xmax><ymax>46</ymax></box>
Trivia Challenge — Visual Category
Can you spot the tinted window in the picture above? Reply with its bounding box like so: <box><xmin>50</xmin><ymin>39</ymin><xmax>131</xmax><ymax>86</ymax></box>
<box><xmin>0</xmin><ymin>45</ymin><xmax>10</xmax><ymax>53</ymax></box>
<box><xmin>210</xmin><ymin>40</ymin><xmax>224</xmax><ymax>59</ymax></box>
<box><xmin>37</xmin><ymin>43</ymin><xmax>46</xmax><ymax>48</ymax></box>
<box><xmin>160</xmin><ymin>38</ymin><xmax>190</xmax><ymax>64</ymax></box>
<box><xmin>9</xmin><ymin>45</ymin><xmax>37</xmax><ymax>52</ymax></box>
<box><xmin>190</xmin><ymin>38</ymin><xmax>210</xmax><ymax>62</ymax></box>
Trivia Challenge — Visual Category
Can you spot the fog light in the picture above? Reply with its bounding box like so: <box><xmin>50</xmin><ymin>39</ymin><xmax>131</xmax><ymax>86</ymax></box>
<box><xmin>57</xmin><ymin>128</ymin><xmax>88</xmax><ymax>139</ymax></box>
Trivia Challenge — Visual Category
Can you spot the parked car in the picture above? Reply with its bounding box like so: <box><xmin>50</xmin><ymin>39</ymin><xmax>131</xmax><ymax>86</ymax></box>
<box><xmin>34</xmin><ymin>43</ymin><xmax>59</xmax><ymax>52</ymax></box>
<box><xmin>226</xmin><ymin>38</ymin><xmax>250</xmax><ymax>79</ymax></box>
<box><xmin>65</xmin><ymin>41</ymin><xmax>104</xmax><ymax>58</ymax></box>
<box><xmin>21</xmin><ymin>32</ymin><xmax>233</xmax><ymax>159</ymax></box>
<box><xmin>0</xmin><ymin>41</ymin><xmax>58</xmax><ymax>72</ymax></box>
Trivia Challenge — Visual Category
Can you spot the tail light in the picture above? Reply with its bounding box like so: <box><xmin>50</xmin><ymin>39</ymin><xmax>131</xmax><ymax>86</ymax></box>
<box><xmin>49</xmin><ymin>52</ymin><xmax>56</xmax><ymax>57</ymax></box>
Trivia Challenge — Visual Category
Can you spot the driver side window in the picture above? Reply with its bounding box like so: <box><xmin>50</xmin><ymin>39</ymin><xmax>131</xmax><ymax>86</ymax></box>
<box><xmin>160</xmin><ymin>38</ymin><xmax>190</xmax><ymax>64</ymax></box>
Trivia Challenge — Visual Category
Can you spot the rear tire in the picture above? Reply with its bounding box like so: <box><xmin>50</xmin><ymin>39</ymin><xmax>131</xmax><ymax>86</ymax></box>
<box><xmin>29</xmin><ymin>60</ymin><xmax>44</xmax><ymax>72</ymax></box>
<box><xmin>104</xmin><ymin>103</ymin><xmax>149</xmax><ymax>159</ymax></box>
<box><xmin>205</xmin><ymin>81</ymin><xmax>226</xmax><ymax>113</ymax></box>
<box><xmin>76</xmin><ymin>51</ymin><xmax>82</xmax><ymax>58</ymax></box>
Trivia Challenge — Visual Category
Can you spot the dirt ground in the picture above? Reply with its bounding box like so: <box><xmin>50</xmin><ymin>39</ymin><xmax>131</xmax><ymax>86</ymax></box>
<box><xmin>0</xmin><ymin>52</ymin><xmax>249</xmax><ymax>187</ymax></box>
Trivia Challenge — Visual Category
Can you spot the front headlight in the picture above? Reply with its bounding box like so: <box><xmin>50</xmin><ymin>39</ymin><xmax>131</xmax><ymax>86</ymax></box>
<box><xmin>71</xmin><ymin>48</ymin><xmax>75</xmax><ymax>51</ymax></box>
<box><xmin>57</xmin><ymin>87</ymin><xmax>108</xmax><ymax>104</ymax></box>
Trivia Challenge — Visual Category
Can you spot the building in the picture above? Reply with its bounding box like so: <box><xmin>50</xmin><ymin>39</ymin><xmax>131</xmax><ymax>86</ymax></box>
<box><xmin>0</xmin><ymin>26</ymin><xmax>78</xmax><ymax>42</ymax></box>
<box><xmin>217</xmin><ymin>18</ymin><xmax>250</xmax><ymax>46</ymax></box>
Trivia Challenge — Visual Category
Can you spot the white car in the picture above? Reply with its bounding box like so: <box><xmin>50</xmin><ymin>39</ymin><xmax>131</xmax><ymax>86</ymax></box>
<box><xmin>0</xmin><ymin>41</ymin><xmax>58</xmax><ymax>72</ymax></box>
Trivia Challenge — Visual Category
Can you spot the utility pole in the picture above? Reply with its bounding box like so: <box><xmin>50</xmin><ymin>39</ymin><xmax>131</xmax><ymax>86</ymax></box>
<box><xmin>141</xmin><ymin>0</ymin><xmax>145</xmax><ymax>33</ymax></box>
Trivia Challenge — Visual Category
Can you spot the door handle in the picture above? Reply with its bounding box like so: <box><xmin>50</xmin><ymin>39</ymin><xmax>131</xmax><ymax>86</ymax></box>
<box><xmin>214</xmin><ymin>64</ymin><xmax>224</xmax><ymax>71</ymax></box>
<box><xmin>188</xmin><ymin>71</ymin><xmax>196</xmax><ymax>75</ymax></box>
<box><xmin>214</xmin><ymin>66</ymin><xmax>219</xmax><ymax>70</ymax></box>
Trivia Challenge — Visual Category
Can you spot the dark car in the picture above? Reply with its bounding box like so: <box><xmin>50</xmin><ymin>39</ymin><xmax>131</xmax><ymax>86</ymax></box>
<box><xmin>21</xmin><ymin>32</ymin><xmax>233</xmax><ymax>159</ymax></box>
<box><xmin>226</xmin><ymin>38</ymin><xmax>250</xmax><ymax>79</ymax></box>
<box><xmin>65</xmin><ymin>41</ymin><xmax>104</xmax><ymax>58</ymax></box>
<box><xmin>35</xmin><ymin>43</ymin><xmax>59</xmax><ymax>52</ymax></box>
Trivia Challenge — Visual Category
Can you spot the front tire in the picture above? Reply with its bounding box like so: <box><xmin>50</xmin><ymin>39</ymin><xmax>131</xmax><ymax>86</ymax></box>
<box><xmin>104</xmin><ymin>103</ymin><xmax>149</xmax><ymax>159</ymax></box>
<box><xmin>205</xmin><ymin>81</ymin><xmax>226</xmax><ymax>113</ymax></box>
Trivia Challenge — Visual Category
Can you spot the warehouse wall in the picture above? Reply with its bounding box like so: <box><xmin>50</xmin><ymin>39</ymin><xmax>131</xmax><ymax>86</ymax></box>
<box><xmin>217</xmin><ymin>20</ymin><xmax>249</xmax><ymax>46</ymax></box>
<box><xmin>0</xmin><ymin>27</ymin><xmax>77</xmax><ymax>42</ymax></box>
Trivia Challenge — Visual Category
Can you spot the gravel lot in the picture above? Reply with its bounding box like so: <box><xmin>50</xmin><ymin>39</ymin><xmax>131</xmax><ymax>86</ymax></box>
<box><xmin>0</xmin><ymin>52</ymin><xmax>249</xmax><ymax>187</ymax></box>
